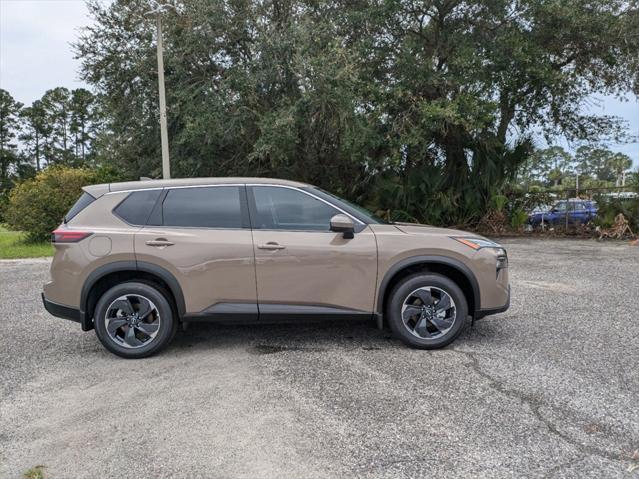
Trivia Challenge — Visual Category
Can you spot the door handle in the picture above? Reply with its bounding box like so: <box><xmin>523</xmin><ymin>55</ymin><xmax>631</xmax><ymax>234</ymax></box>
<box><xmin>145</xmin><ymin>239</ymin><xmax>175</xmax><ymax>247</ymax></box>
<box><xmin>257</xmin><ymin>242</ymin><xmax>286</xmax><ymax>250</ymax></box>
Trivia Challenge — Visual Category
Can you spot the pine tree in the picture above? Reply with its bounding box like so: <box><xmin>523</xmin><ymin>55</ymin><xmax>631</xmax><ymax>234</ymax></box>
<box><xmin>0</xmin><ymin>89</ymin><xmax>23</xmax><ymax>189</ymax></box>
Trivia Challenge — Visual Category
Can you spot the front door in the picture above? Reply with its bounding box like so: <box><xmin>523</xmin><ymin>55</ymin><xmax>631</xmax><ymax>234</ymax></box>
<box><xmin>248</xmin><ymin>185</ymin><xmax>378</xmax><ymax>317</ymax></box>
<box><xmin>134</xmin><ymin>185</ymin><xmax>257</xmax><ymax>318</ymax></box>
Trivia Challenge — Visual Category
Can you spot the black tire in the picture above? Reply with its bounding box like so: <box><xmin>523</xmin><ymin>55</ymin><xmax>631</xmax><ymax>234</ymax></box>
<box><xmin>387</xmin><ymin>273</ymin><xmax>468</xmax><ymax>349</ymax></box>
<box><xmin>94</xmin><ymin>281</ymin><xmax>177</xmax><ymax>359</ymax></box>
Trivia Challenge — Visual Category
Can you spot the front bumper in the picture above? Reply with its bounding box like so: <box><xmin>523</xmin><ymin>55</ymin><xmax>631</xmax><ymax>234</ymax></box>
<box><xmin>474</xmin><ymin>285</ymin><xmax>510</xmax><ymax>320</ymax></box>
<box><xmin>42</xmin><ymin>293</ymin><xmax>82</xmax><ymax>324</ymax></box>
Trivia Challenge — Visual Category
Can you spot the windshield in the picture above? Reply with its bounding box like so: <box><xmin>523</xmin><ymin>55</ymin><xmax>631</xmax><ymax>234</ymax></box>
<box><xmin>306</xmin><ymin>187</ymin><xmax>389</xmax><ymax>224</ymax></box>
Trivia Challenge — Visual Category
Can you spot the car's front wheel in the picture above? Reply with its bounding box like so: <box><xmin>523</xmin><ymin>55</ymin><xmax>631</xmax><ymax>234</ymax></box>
<box><xmin>387</xmin><ymin>273</ymin><xmax>468</xmax><ymax>349</ymax></box>
<box><xmin>94</xmin><ymin>282</ymin><xmax>177</xmax><ymax>359</ymax></box>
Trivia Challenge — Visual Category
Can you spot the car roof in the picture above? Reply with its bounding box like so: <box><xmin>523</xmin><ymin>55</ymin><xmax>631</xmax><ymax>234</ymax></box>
<box><xmin>83</xmin><ymin>177</ymin><xmax>311</xmax><ymax>198</ymax></box>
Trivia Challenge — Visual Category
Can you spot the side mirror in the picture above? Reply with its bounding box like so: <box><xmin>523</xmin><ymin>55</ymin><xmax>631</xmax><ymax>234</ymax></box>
<box><xmin>330</xmin><ymin>214</ymin><xmax>355</xmax><ymax>239</ymax></box>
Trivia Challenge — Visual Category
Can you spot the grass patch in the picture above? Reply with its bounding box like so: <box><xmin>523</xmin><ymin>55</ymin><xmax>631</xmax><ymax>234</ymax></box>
<box><xmin>0</xmin><ymin>226</ymin><xmax>53</xmax><ymax>259</ymax></box>
<box><xmin>23</xmin><ymin>466</ymin><xmax>46</xmax><ymax>479</ymax></box>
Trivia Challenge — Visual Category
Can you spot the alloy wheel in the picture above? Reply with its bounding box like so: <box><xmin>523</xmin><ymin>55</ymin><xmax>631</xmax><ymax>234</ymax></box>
<box><xmin>104</xmin><ymin>294</ymin><xmax>161</xmax><ymax>349</ymax></box>
<box><xmin>400</xmin><ymin>286</ymin><xmax>456</xmax><ymax>339</ymax></box>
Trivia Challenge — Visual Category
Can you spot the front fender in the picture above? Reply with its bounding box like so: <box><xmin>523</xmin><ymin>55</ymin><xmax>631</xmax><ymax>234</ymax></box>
<box><xmin>375</xmin><ymin>254</ymin><xmax>481</xmax><ymax>318</ymax></box>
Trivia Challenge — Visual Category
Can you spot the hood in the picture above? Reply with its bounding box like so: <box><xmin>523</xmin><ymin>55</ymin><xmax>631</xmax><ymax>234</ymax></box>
<box><xmin>392</xmin><ymin>222</ymin><xmax>478</xmax><ymax>238</ymax></box>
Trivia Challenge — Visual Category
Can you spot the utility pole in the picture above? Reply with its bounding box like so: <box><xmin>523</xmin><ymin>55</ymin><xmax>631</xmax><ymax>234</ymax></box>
<box><xmin>145</xmin><ymin>2</ymin><xmax>175</xmax><ymax>179</ymax></box>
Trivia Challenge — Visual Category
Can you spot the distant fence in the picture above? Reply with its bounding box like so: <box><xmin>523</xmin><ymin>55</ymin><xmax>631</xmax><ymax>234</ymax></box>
<box><xmin>517</xmin><ymin>185</ymin><xmax>638</xmax><ymax>233</ymax></box>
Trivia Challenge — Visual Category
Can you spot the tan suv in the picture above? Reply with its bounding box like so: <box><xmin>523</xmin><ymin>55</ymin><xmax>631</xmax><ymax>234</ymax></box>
<box><xmin>42</xmin><ymin>178</ymin><xmax>509</xmax><ymax>358</ymax></box>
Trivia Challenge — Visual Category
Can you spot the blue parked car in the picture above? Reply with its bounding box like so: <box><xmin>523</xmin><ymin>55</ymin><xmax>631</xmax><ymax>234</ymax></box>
<box><xmin>528</xmin><ymin>199</ymin><xmax>598</xmax><ymax>227</ymax></box>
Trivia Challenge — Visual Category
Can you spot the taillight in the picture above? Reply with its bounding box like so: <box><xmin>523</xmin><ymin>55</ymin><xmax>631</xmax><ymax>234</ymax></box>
<box><xmin>51</xmin><ymin>229</ymin><xmax>93</xmax><ymax>243</ymax></box>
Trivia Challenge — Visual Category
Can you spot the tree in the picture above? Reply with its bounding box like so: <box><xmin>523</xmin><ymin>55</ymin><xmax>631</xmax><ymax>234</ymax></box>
<box><xmin>574</xmin><ymin>145</ymin><xmax>634</xmax><ymax>186</ymax></box>
<box><xmin>530</xmin><ymin>147</ymin><xmax>574</xmax><ymax>187</ymax></box>
<box><xmin>608</xmin><ymin>153</ymin><xmax>633</xmax><ymax>186</ymax></box>
<box><xmin>34</xmin><ymin>87</ymin><xmax>100</xmax><ymax>167</ymax></box>
<box><xmin>69</xmin><ymin>88</ymin><xmax>99</xmax><ymax>164</ymax></box>
<box><xmin>575</xmin><ymin>145</ymin><xmax>615</xmax><ymax>182</ymax></box>
<box><xmin>20</xmin><ymin>100</ymin><xmax>49</xmax><ymax>172</ymax></box>
<box><xmin>75</xmin><ymin>0</ymin><xmax>639</xmax><ymax>225</ymax></box>
<box><xmin>0</xmin><ymin>89</ymin><xmax>23</xmax><ymax>189</ymax></box>
<box><xmin>40</xmin><ymin>87</ymin><xmax>73</xmax><ymax>165</ymax></box>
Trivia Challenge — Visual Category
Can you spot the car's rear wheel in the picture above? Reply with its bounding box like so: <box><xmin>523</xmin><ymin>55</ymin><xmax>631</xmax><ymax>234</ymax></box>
<box><xmin>387</xmin><ymin>273</ymin><xmax>468</xmax><ymax>349</ymax></box>
<box><xmin>94</xmin><ymin>282</ymin><xmax>177</xmax><ymax>359</ymax></box>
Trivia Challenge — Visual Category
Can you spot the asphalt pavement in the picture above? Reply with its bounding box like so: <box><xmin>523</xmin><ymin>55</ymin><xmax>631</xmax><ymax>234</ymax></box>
<box><xmin>0</xmin><ymin>239</ymin><xmax>637</xmax><ymax>478</ymax></box>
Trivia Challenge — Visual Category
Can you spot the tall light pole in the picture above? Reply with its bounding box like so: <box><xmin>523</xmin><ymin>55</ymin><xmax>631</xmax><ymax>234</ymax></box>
<box><xmin>145</xmin><ymin>2</ymin><xmax>175</xmax><ymax>179</ymax></box>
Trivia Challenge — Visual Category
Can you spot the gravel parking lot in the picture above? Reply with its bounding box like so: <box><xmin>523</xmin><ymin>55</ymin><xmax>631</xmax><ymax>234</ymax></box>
<box><xmin>1</xmin><ymin>239</ymin><xmax>638</xmax><ymax>478</ymax></box>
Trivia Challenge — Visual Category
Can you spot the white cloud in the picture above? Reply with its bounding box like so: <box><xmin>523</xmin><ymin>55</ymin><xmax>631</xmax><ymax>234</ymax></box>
<box><xmin>0</xmin><ymin>0</ymin><xmax>92</xmax><ymax>104</ymax></box>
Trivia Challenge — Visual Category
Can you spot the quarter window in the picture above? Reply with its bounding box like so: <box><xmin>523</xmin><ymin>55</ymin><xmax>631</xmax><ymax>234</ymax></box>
<box><xmin>163</xmin><ymin>186</ymin><xmax>242</xmax><ymax>228</ymax></box>
<box><xmin>65</xmin><ymin>192</ymin><xmax>95</xmax><ymax>222</ymax></box>
<box><xmin>251</xmin><ymin>186</ymin><xmax>339</xmax><ymax>231</ymax></box>
<box><xmin>114</xmin><ymin>190</ymin><xmax>162</xmax><ymax>225</ymax></box>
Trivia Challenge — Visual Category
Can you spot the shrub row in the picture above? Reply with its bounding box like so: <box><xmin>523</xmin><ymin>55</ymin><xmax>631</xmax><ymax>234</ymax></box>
<box><xmin>3</xmin><ymin>165</ymin><xmax>636</xmax><ymax>243</ymax></box>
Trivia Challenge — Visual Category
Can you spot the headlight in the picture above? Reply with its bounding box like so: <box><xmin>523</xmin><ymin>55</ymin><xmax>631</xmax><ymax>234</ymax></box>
<box><xmin>451</xmin><ymin>237</ymin><xmax>502</xmax><ymax>250</ymax></box>
<box><xmin>496</xmin><ymin>248</ymin><xmax>508</xmax><ymax>271</ymax></box>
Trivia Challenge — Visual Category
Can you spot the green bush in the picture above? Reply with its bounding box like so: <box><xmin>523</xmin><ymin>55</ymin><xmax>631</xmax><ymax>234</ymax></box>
<box><xmin>0</xmin><ymin>190</ymin><xmax>9</xmax><ymax>223</ymax></box>
<box><xmin>5</xmin><ymin>166</ymin><xmax>123</xmax><ymax>242</ymax></box>
<box><xmin>593</xmin><ymin>196</ymin><xmax>639</xmax><ymax>232</ymax></box>
<box><xmin>509</xmin><ymin>209</ymin><xmax>529</xmax><ymax>230</ymax></box>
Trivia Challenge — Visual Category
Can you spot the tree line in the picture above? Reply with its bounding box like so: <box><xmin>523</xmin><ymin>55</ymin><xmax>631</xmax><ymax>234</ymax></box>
<box><xmin>519</xmin><ymin>145</ymin><xmax>634</xmax><ymax>190</ymax></box>
<box><xmin>74</xmin><ymin>0</ymin><xmax>639</xmax><ymax>224</ymax></box>
<box><xmin>0</xmin><ymin>87</ymin><xmax>100</xmax><ymax>190</ymax></box>
<box><xmin>2</xmin><ymin>0</ymin><xmax>639</xmax><ymax>227</ymax></box>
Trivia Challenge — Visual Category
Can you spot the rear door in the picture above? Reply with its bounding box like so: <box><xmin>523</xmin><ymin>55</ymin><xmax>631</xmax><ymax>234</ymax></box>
<box><xmin>572</xmin><ymin>202</ymin><xmax>588</xmax><ymax>224</ymax></box>
<box><xmin>248</xmin><ymin>185</ymin><xmax>378</xmax><ymax>316</ymax></box>
<box><xmin>134</xmin><ymin>185</ymin><xmax>258</xmax><ymax>318</ymax></box>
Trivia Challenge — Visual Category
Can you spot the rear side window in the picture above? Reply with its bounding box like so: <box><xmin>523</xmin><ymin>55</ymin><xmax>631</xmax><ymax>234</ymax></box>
<box><xmin>65</xmin><ymin>192</ymin><xmax>95</xmax><ymax>223</ymax></box>
<box><xmin>114</xmin><ymin>189</ymin><xmax>162</xmax><ymax>225</ymax></box>
<box><xmin>162</xmin><ymin>186</ymin><xmax>242</xmax><ymax>228</ymax></box>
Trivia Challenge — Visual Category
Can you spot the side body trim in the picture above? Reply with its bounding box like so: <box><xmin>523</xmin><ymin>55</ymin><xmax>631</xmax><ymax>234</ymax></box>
<box><xmin>258</xmin><ymin>304</ymin><xmax>372</xmax><ymax>321</ymax></box>
<box><xmin>183</xmin><ymin>303</ymin><xmax>372</xmax><ymax>323</ymax></box>
<box><xmin>183</xmin><ymin>303</ymin><xmax>258</xmax><ymax>322</ymax></box>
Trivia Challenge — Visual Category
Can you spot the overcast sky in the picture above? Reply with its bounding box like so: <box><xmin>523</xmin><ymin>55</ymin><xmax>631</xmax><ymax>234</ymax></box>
<box><xmin>1</xmin><ymin>0</ymin><xmax>638</xmax><ymax>166</ymax></box>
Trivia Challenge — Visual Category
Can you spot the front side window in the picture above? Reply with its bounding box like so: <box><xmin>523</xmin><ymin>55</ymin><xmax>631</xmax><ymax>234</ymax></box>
<box><xmin>308</xmin><ymin>187</ymin><xmax>388</xmax><ymax>224</ymax></box>
<box><xmin>553</xmin><ymin>201</ymin><xmax>567</xmax><ymax>212</ymax></box>
<box><xmin>163</xmin><ymin>186</ymin><xmax>242</xmax><ymax>228</ymax></box>
<box><xmin>251</xmin><ymin>186</ymin><xmax>339</xmax><ymax>231</ymax></box>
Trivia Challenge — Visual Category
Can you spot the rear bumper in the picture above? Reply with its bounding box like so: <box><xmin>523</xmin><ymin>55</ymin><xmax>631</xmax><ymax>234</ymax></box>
<box><xmin>474</xmin><ymin>285</ymin><xmax>510</xmax><ymax>320</ymax></box>
<box><xmin>42</xmin><ymin>293</ymin><xmax>81</xmax><ymax>324</ymax></box>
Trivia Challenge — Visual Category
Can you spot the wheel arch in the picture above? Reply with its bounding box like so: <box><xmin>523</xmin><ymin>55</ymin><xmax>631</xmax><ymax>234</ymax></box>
<box><xmin>377</xmin><ymin>256</ymin><xmax>480</xmax><ymax>324</ymax></box>
<box><xmin>80</xmin><ymin>261</ymin><xmax>186</xmax><ymax>331</ymax></box>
